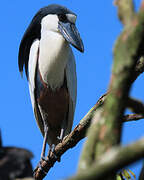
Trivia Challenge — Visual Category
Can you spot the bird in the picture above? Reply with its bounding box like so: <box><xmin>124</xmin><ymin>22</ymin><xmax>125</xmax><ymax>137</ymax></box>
<box><xmin>0</xmin><ymin>131</ymin><xmax>33</xmax><ymax>180</ymax></box>
<box><xmin>18</xmin><ymin>4</ymin><xmax>84</xmax><ymax>160</ymax></box>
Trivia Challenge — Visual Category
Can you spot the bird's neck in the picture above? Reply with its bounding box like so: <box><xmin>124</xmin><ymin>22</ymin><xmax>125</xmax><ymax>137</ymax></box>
<box><xmin>38</xmin><ymin>31</ymin><xmax>70</xmax><ymax>90</ymax></box>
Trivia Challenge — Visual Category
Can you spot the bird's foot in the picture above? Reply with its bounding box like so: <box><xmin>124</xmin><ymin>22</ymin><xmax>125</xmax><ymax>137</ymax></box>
<box><xmin>57</xmin><ymin>128</ymin><xmax>64</xmax><ymax>143</ymax></box>
<box><xmin>41</xmin><ymin>156</ymin><xmax>48</xmax><ymax>162</ymax></box>
<box><xmin>48</xmin><ymin>144</ymin><xmax>61</xmax><ymax>162</ymax></box>
<box><xmin>33</xmin><ymin>159</ymin><xmax>48</xmax><ymax>176</ymax></box>
<box><xmin>57</xmin><ymin>135</ymin><xmax>63</xmax><ymax>143</ymax></box>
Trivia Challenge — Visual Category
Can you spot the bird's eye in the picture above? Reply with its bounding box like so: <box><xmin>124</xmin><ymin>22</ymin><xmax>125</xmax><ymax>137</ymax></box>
<box><xmin>58</xmin><ymin>14</ymin><xmax>67</xmax><ymax>22</ymax></box>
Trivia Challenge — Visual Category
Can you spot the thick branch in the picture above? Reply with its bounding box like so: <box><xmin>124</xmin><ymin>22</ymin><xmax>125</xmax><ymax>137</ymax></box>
<box><xmin>74</xmin><ymin>1</ymin><xmax>144</xmax><ymax>179</ymax></box>
<box><xmin>78</xmin><ymin>2</ymin><xmax>144</xmax><ymax>179</ymax></box>
<box><xmin>68</xmin><ymin>138</ymin><xmax>144</xmax><ymax>180</ymax></box>
<box><xmin>114</xmin><ymin>0</ymin><xmax>135</xmax><ymax>25</ymax></box>
<box><xmin>94</xmin><ymin>0</ymin><xmax>144</xmax><ymax>155</ymax></box>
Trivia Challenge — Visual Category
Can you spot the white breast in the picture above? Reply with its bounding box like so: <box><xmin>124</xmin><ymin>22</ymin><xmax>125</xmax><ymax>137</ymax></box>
<box><xmin>38</xmin><ymin>14</ymin><xmax>71</xmax><ymax>90</ymax></box>
<box><xmin>39</xmin><ymin>32</ymin><xmax>70</xmax><ymax>89</ymax></box>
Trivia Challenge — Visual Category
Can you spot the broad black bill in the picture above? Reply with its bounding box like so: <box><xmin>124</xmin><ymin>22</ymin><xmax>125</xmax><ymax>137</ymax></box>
<box><xmin>58</xmin><ymin>22</ymin><xmax>84</xmax><ymax>52</ymax></box>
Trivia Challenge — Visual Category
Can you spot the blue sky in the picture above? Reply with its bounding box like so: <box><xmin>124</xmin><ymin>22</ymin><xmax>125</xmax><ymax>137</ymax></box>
<box><xmin>0</xmin><ymin>0</ymin><xmax>143</xmax><ymax>179</ymax></box>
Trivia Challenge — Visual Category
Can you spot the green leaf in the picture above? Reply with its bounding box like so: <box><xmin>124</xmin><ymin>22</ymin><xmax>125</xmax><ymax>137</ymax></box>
<box><xmin>117</xmin><ymin>175</ymin><xmax>123</xmax><ymax>180</ymax></box>
<box><xmin>118</xmin><ymin>169</ymin><xmax>136</xmax><ymax>180</ymax></box>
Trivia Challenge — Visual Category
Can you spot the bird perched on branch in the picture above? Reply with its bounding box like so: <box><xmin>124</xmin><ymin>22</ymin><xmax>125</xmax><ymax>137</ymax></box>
<box><xmin>18</xmin><ymin>4</ymin><xmax>84</xmax><ymax>160</ymax></box>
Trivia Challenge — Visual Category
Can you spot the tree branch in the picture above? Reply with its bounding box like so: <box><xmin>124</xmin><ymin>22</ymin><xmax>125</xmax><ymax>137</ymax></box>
<box><xmin>16</xmin><ymin>178</ymin><xmax>34</xmax><ymax>180</ymax></box>
<box><xmin>33</xmin><ymin>94</ymin><xmax>106</xmax><ymax>180</ymax></box>
<box><xmin>123</xmin><ymin>114</ymin><xmax>144</xmax><ymax>122</ymax></box>
<box><xmin>132</xmin><ymin>57</ymin><xmax>144</xmax><ymax>83</ymax></box>
<box><xmin>114</xmin><ymin>0</ymin><xmax>135</xmax><ymax>25</ymax></box>
<box><xmin>33</xmin><ymin>92</ymin><xmax>144</xmax><ymax>180</ymax></box>
<box><xmin>127</xmin><ymin>98</ymin><xmax>144</xmax><ymax>114</ymax></box>
<box><xmin>78</xmin><ymin>1</ymin><xmax>144</xmax><ymax>179</ymax></box>
<box><xmin>68</xmin><ymin>138</ymin><xmax>144</xmax><ymax>180</ymax></box>
<box><xmin>139</xmin><ymin>161</ymin><xmax>144</xmax><ymax>180</ymax></box>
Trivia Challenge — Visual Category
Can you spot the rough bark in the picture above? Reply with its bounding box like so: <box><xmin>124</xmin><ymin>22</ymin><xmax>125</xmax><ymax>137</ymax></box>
<box><xmin>68</xmin><ymin>138</ymin><xmax>144</xmax><ymax>180</ymax></box>
<box><xmin>78</xmin><ymin>0</ymin><xmax>144</xmax><ymax>179</ymax></box>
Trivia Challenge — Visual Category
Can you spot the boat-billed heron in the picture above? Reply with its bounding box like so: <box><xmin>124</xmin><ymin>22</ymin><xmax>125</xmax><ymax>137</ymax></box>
<box><xmin>18</xmin><ymin>4</ymin><xmax>84</xmax><ymax>160</ymax></box>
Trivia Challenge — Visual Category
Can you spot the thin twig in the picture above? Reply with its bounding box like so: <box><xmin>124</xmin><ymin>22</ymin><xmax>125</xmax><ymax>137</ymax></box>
<box><xmin>123</xmin><ymin>114</ymin><xmax>144</xmax><ymax>122</ymax></box>
<box><xmin>127</xmin><ymin>98</ymin><xmax>144</xmax><ymax>114</ymax></box>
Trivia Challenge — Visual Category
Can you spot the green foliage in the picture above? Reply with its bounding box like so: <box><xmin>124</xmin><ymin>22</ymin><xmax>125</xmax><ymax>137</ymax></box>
<box><xmin>117</xmin><ymin>169</ymin><xmax>136</xmax><ymax>180</ymax></box>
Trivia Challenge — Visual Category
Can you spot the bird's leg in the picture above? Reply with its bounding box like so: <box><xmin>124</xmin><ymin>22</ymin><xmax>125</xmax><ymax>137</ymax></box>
<box><xmin>51</xmin><ymin>144</ymin><xmax>56</xmax><ymax>153</ymax></box>
<box><xmin>40</xmin><ymin>126</ymin><xmax>48</xmax><ymax>160</ymax></box>
<box><xmin>57</xmin><ymin>128</ymin><xmax>64</xmax><ymax>142</ymax></box>
<box><xmin>33</xmin><ymin>126</ymin><xmax>49</xmax><ymax>175</ymax></box>
<box><xmin>57</xmin><ymin>116</ymin><xmax>67</xmax><ymax>142</ymax></box>
<box><xmin>48</xmin><ymin>144</ymin><xmax>55</xmax><ymax>156</ymax></box>
<box><xmin>48</xmin><ymin>144</ymin><xmax>61</xmax><ymax>162</ymax></box>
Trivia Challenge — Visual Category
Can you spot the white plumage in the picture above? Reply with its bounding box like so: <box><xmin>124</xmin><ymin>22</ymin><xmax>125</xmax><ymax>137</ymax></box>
<box><xmin>28</xmin><ymin>39</ymin><xmax>39</xmax><ymax>110</ymax></box>
<box><xmin>28</xmin><ymin>33</ymin><xmax>77</xmax><ymax>143</ymax></box>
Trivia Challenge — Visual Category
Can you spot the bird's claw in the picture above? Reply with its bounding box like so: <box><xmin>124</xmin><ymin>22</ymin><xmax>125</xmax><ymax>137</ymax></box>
<box><xmin>48</xmin><ymin>144</ymin><xmax>61</xmax><ymax>162</ymax></box>
<box><xmin>57</xmin><ymin>135</ymin><xmax>62</xmax><ymax>143</ymax></box>
<box><xmin>41</xmin><ymin>156</ymin><xmax>48</xmax><ymax>162</ymax></box>
<box><xmin>33</xmin><ymin>160</ymin><xmax>47</xmax><ymax>176</ymax></box>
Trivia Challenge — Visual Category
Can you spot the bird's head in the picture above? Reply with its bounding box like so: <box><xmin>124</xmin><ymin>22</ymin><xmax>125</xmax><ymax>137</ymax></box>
<box><xmin>19</xmin><ymin>4</ymin><xmax>84</xmax><ymax>76</ymax></box>
<box><xmin>39</xmin><ymin>4</ymin><xmax>84</xmax><ymax>52</ymax></box>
